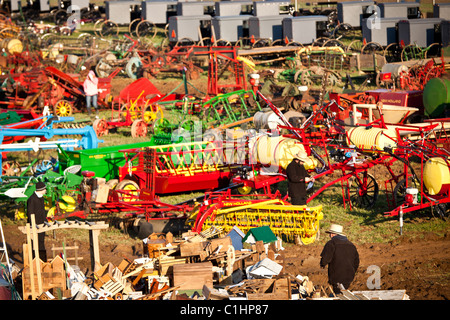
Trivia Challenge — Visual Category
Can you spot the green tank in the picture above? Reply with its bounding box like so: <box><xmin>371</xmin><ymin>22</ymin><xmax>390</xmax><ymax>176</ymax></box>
<box><xmin>423</xmin><ymin>77</ymin><xmax>450</xmax><ymax>118</ymax></box>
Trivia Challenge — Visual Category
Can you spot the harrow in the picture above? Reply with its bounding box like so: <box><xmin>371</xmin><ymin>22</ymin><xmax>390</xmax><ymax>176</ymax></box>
<box><xmin>189</xmin><ymin>191</ymin><xmax>323</xmax><ymax>244</ymax></box>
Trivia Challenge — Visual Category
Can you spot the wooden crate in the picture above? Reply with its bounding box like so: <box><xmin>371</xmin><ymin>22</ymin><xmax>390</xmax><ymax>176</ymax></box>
<box><xmin>22</xmin><ymin>256</ymin><xmax>67</xmax><ymax>300</ymax></box>
<box><xmin>172</xmin><ymin>262</ymin><xmax>213</xmax><ymax>290</ymax></box>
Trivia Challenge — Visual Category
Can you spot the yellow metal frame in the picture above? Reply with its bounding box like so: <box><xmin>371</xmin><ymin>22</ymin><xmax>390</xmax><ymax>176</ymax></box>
<box><xmin>201</xmin><ymin>200</ymin><xmax>323</xmax><ymax>244</ymax></box>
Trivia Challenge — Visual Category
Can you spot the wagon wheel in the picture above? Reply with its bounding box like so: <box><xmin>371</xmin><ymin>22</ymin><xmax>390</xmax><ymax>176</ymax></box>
<box><xmin>286</xmin><ymin>41</ymin><xmax>303</xmax><ymax>47</ymax></box>
<box><xmin>129</xmin><ymin>18</ymin><xmax>141</xmax><ymax>38</ymax></box>
<box><xmin>300</xmin><ymin>71</ymin><xmax>313</xmax><ymax>86</ymax></box>
<box><xmin>424</xmin><ymin>43</ymin><xmax>441</xmax><ymax>60</ymax></box>
<box><xmin>361</xmin><ymin>42</ymin><xmax>384</xmax><ymax>55</ymax></box>
<box><xmin>93</xmin><ymin>118</ymin><xmax>109</xmax><ymax>137</ymax></box>
<box><xmin>348</xmin><ymin>172</ymin><xmax>379</xmax><ymax>208</ymax></box>
<box><xmin>175</xmin><ymin>38</ymin><xmax>196</xmax><ymax>47</ymax></box>
<box><xmin>252</xmin><ymin>38</ymin><xmax>271</xmax><ymax>48</ymax></box>
<box><xmin>332</xmin><ymin>23</ymin><xmax>353</xmax><ymax>40</ymax></box>
<box><xmin>423</xmin><ymin>66</ymin><xmax>443</xmax><ymax>85</ymax></box>
<box><xmin>323</xmin><ymin>38</ymin><xmax>345</xmax><ymax>49</ymax></box>
<box><xmin>130</xmin><ymin>119</ymin><xmax>148</xmax><ymax>138</ymax></box>
<box><xmin>136</xmin><ymin>20</ymin><xmax>157</xmax><ymax>39</ymax></box>
<box><xmin>271</xmin><ymin>39</ymin><xmax>285</xmax><ymax>47</ymax></box>
<box><xmin>215</xmin><ymin>39</ymin><xmax>231</xmax><ymax>46</ymax></box>
<box><xmin>53</xmin><ymin>99</ymin><xmax>73</xmax><ymax>117</ymax></box>
<box><xmin>346</xmin><ymin>39</ymin><xmax>363</xmax><ymax>54</ymax></box>
<box><xmin>99</xmin><ymin>20</ymin><xmax>119</xmax><ymax>38</ymax></box>
<box><xmin>78</xmin><ymin>33</ymin><xmax>94</xmax><ymax>47</ymax></box>
<box><xmin>93</xmin><ymin>19</ymin><xmax>104</xmax><ymax>37</ymax></box>
<box><xmin>53</xmin><ymin>9</ymin><xmax>68</xmax><ymax>25</ymax></box>
<box><xmin>2</xmin><ymin>160</ymin><xmax>21</xmax><ymax>176</ymax></box>
<box><xmin>384</xmin><ymin>43</ymin><xmax>402</xmax><ymax>63</ymax></box>
<box><xmin>312</xmin><ymin>37</ymin><xmax>329</xmax><ymax>47</ymax></box>
<box><xmin>115</xmin><ymin>179</ymin><xmax>139</xmax><ymax>202</ymax></box>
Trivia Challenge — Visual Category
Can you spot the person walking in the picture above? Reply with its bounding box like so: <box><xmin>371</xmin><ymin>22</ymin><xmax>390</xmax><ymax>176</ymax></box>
<box><xmin>83</xmin><ymin>70</ymin><xmax>99</xmax><ymax>118</ymax></box>
<box><xmin>26</xmin><ymin>181</ymin><xmax>48</xmax><ymax>261</ymax></box>
<box><xmin>286</xmin><ymin>151</ymin><xmax>315</xmax><ymax>205</ymax></box>
<box><xmin>320</xmin><ymin>224</ymin><xmax>360</xmax><ymax>295</ymax></box>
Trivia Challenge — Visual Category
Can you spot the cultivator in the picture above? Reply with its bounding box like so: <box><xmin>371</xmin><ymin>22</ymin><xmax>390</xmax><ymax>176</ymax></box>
<box><xmin>189</xmin><ymin>191</ymin><xmax>323</xmax><ymax>244</ymax></box>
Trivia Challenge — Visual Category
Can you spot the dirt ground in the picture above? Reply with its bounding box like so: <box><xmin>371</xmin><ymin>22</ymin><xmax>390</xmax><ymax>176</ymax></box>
<box><xmin>2</xmin><ymin>222</ymin><xmax>450</xmax><ymax>300</ymax></box>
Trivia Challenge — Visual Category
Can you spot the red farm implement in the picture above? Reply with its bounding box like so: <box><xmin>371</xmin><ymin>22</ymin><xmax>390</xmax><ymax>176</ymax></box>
<box><xmin>1</xmin><ymin>66</ymin><xmax>111</xmax><ymax>117</ymax></box>
<box><xmin>92</xmin><ymin>77</ymin><xmax>183</xmax><ymax>138</ymax></box>
<box><xmin>383</xmin><ymin>118</ymin><xmax>450</xmax><ymax>219</ymax></box>
<box><xmin>115</xmin><ymin>140</ymin><xmax>236</xmax><ymax>196</ymax></box>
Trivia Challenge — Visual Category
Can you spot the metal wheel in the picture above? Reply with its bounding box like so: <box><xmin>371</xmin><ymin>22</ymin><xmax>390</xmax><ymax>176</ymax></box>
<box><xmin>175</xmin><ymin>37</ymin><xmax>196</xmax><ymax>47</ymax></box>
<box><xmin>2</xmin><ymin>160</ymin><xmax>21</xmax><ymax>176</ymax></box>
<box><xmin>286</xmin><ymin>41</ymin><xmax>303</xmax><ymax>47</ymax></box>
<box><xmin>129</xmin><ymin>18</ymin><xmax>141</xmax><ymax>38</ymax></box>
<box><xmin>130</xmin><ymin>119</ymin><xmax>148</xmax><ymax>138</ymax></box>
<box><xmin>136</xmin><ymin>20</ymin><xmax>157</xmax><ymax>39</ymax></box>
<box><xmin>361</xmin><ymin>41</ymin><xmax>384</xmax><ymax>55</ymax></box>
<box><xmin>393</xmin><ymin>177</ymin><xmax>419</xmax><ymax>207</ymax></box>
<box><xmin>252</xmin><ymin>38</ymin><xmax>271</xmax><ymax>48</ymax></box>
<box><xmin>401</xmin><ymin>44</ymin><xmax>422</xmax><ymax>62</ymax></box>
<box><xmin>95</xmin><ymin>54</ymin><xmax>116</xmax><ymax>78</ymax></box>
<box><xmin>93</xmin><ymin>19</ymin><xmax>104</xmax><ymax>37</ymax></box>
<box><xmin>346</xmin><ymin>39</ymin><xmax>363</xmax><ymax>53</ymax></box>
<box><xmin>214</xmin><ymin>39</ymin><xmax>231</xmax><ymax>46</ymax></box>
<box><xmin>53</xmin><ymin>9</ymin><xmax>67</xmax><ymax>25</ymax></box>
<box><xmin>99</xmin><ymin>20</ymin><xmax>119</xmax><ymax>38</ymax></box>
<box><xmin>435</xmin><ymin>203</ymin><xmax>449</xmax><ymax>220</ymax></box>
<box><xmin>142</xmin><ymin>104</ymin><xmax>163</xmax><ymax>125</ymax></box>
<box><xmin>312</xmin><ymin>37</ymin><xmax>329</xmax><ymax>46</ymax></box>
<box><xmin>125</xmin><ymin>56</ymin><xmax>142</xmax><ymax>79</ymax></box>
<box><xmin>384</xmin><ymin>43</ymin><xmax>402</xmax><ymax>63</ymax></box>
<box><xmin>53</xmin><ymin>100</ymin><xmax>73</xmax><ymax>117</ymax></box>
<box><xmin>93</xmin><ymin>118</ymin><xmax>109</xmax><ymax>137</ymax></box>
<box><xmin>332</xmin><ymin>23</ymin><xmax>353</xmax><ymax>40</ymax></box>
<box><xmin>348</xmin><ymin>172</ymin><xmax>379</xmax><ymax>208</ymax></box>
<box><xmin>115</xmin><ymin>179</ymin><xmax>140</xmax><ymax>202</ymax></box>
<box><xmin>424</xmin><ymin>43</ymin><xmax>441</xmax><ymax>60</ymax></box>
<box><xmin>323</xmin><ymin>38</ymin><xmax>345</xmax><ymax>49</ymax></box>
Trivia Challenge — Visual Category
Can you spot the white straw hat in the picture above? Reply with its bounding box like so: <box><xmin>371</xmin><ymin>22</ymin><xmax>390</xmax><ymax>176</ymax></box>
<box><xmin>325</xmin><ymin>224</ymin><xmax>345</xmax><ymax>235</ymax></box>
<box><xmin>294</xmin><ymin>151</ymin><xmax>309</xmax><ymax>162</ymax></box>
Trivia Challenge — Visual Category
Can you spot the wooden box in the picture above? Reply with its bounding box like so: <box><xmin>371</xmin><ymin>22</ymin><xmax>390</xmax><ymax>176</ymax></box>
<box><xmin>172</xmin><ymin>262</ymin><xmax>213</xmax><ymax>290</ymax></box>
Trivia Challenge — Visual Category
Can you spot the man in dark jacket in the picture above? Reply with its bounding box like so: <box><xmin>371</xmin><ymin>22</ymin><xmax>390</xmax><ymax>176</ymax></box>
<box><xmin>286</xmin><ymin>151</ymin><xmax>314</xmax><ymax>205</ymax></box>
<box><xmin>27</xmin><ymin>181</ymin><xmax>48</xmax><ymax>261</ymax></box>
<box><xmin>320</xmin><ymin>224</ymin><xmax>359</xmax><ymax>295</ymax></box>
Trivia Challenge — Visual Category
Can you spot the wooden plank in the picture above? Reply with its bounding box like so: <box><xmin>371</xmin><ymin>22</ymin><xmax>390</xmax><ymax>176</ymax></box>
<box><xmin>18</xmin><ymin>221</ymin><xmax>109</xmax><ymax>234</ymax></box>
<box><xmin>30</xmin><ymin>215</ymin><xmax>43</xmax><ymax>295</ymax></box>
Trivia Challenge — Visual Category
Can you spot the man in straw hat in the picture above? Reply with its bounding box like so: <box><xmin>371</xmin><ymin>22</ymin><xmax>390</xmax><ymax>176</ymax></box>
<box><xmin>286</xmin><ymin>151</ymin><xmax>315</xmax><ymax>205</ymax></box>
<box><xmin>320</xmin><ymin>224</ymin><xmax>360</xmax><ymax>295</ymax></box>
<box><xmin>27</xmin><ymin>181</ymin><xmax>48</xmax><ymax>261</ymax></box>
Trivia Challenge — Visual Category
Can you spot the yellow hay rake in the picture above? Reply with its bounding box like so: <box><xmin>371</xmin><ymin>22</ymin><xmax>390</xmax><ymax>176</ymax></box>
<box><xmin>191</xmin><ymin>198</ymin><xmax>323</xmax><ymax>244</ymax></box>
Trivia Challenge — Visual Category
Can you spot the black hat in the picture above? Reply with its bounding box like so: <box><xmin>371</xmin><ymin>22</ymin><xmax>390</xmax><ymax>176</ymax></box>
<box><xmin>35</xmin><ymin>182</ymin><xmax>46</xmax><ymax>191</ymax></box>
